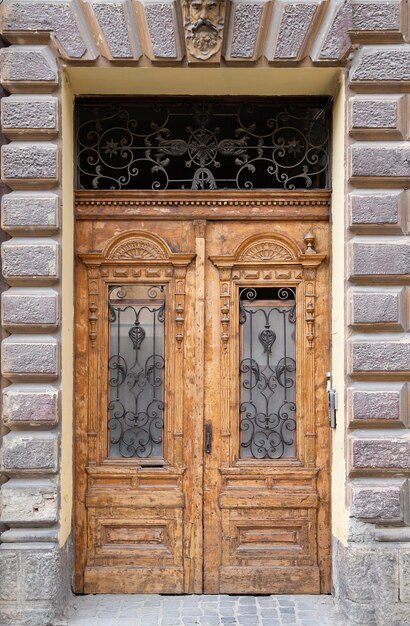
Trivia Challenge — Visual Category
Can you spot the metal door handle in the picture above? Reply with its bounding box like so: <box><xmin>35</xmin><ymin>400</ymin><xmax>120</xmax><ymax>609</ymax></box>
<box><xmin>205</xmin><ymin>421</ymin><xmax>212</xmax><ymax>454</ymax></box>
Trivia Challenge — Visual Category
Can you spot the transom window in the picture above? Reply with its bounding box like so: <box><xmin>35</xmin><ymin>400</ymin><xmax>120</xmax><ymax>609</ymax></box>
<box><xmin>76</xmin><ymin>97</ymin><xmax>332</xmax><ymax>191</ymax></box>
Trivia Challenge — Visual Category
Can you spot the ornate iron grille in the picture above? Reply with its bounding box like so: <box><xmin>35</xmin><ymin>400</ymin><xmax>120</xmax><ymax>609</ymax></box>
<box><xmin>108</xmin><ymin>285</ymin><xmax>165</xmax><ymax>459</ymax></box>
<box><xmin>76</xmin><ymin>98</ymin><xmax>331</xmax><ymax>191</ymax></box>
<box><xmin>239</xmin><ymin>287</ymin><xmax>296</xmax><ymax>459</ymax></box>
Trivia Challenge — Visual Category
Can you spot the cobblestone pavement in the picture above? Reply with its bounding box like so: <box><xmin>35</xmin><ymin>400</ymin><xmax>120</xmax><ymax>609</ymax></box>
<box><xmin>66</xmin><ymin>594</ymin><xmax>347</xmax><ymax>625</ymax></box>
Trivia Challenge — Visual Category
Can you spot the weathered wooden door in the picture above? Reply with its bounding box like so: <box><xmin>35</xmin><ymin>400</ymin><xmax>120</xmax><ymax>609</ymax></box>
<box><xmin>74</xmin><ymin>196</ymin><xmax>330</xmax><ymax>595</ymax></box>
<box><xmin>203</xmin><ymin>219</ymin><xmax>330</xmax><ymax>594</ymax></box>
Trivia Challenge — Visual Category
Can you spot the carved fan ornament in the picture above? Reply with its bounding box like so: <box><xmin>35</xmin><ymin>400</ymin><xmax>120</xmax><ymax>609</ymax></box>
<box><xmin>108</xmin><ymin>237</ymin><xmax>167</xmax><ymax>260</ymax></box>
<box><xmin>238</xmin><ymin>241</ymin><xmax>294</xmax><ymax>262</ymax></box>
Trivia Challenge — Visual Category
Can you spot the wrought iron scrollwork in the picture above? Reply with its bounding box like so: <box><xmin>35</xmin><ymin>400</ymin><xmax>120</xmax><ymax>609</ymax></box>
<box><xmin>239</xmin><ymin>287</ymin><xmax>296</xmax><ymax>459</ymax></box>
<box><xmin>76</xmin><ymin>99</ymin><xmax>331</xmax><ymax>191</ymax></box>
<box><xmin>108</xmin><ymin>285</ymin><xmax>165</xmax><ymax>459</ymax></box>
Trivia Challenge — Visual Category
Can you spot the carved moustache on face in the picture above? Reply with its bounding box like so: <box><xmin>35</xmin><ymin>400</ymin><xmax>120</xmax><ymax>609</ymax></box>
<box><xmin>190</xmin><ymin>18</ymin><xmax>218</xmax><ymax>33</ymax></box>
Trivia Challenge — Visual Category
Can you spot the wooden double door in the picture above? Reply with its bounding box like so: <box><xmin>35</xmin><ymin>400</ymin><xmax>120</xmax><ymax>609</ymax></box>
<box><xmin>75</xmin><ymin>198</ymin><xmax>330</xmax><ymax>595</ymax></box>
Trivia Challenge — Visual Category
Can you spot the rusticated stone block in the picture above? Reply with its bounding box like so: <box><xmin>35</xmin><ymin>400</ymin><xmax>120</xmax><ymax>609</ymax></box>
<box><xmin>351</xmin><ymin>340</ymin><xmax>410</xmax><ymax>376</ymax></box>
<box><xmin>1</xmin><ymin>431</ymin><xmax>58</xmax><ymax>474</ymax></box>
<box><xmin>0</xmin><ymin>478</ymin><xmax>58</xmax><ymax>525</ymax></box>
<box><xmin>23</xmin><ymin>547</ymin><xmax>62</xmax><ymax>601</ymax></box>
<box><xmin>226</xmin><ymin>0</ymin><xmax>267</xmax><ymax>61</ymax></box>
<box><xmin>266</xmin><ymin>0</ymin><xmax>321</xmax><ymax>62</ymax></box>
<box><xmin>399</xmin><ymin>550</ymin><xmax>410</xmax><ymax>602</ymax></box>
<box><xmin>1</xmin><ymin>191</ymin><xmax>59</xmax><ymax>235</ymax></box>
<box><xmin>349</xmin><ymin>287</ymin><xmax>407</xmax><ymax>330</ymax></box>
<box><xmin>1</xmin><ymin>95</ymin><xmax>58</xmax><ymax>140</ymax></box>
<box><xmin>311</xmin><ymin>0</ymin><xmax>351</xmax><ymax>63</ymax></box>
<box><xmin>338</xmin><ymin>543</ymin><xmax>399</xmax><ymax>604</ymax></box>
<box><xmin>349</xmin><ymin>190</ymin><xmax>406</xmax><ymax>232</ymax></box>
<box><xmin>0</xmin><ymin>552</ymin><xmax>18</xmax><ymax>602</ymax></box>
<box><xmin>0</xmin><ymin>45</ymin><xmax>58</xmax><ymax>92</ymax></box>
<box><xmin>138</xmin><ymin>0</ymin><xmax>182</xmax><ymax>60</ymax></box>
<box><xmin>1</xmin><ymin>335</ymin><xmax>59</xmax><ymax>381</ymax></box>
<box><xmin>1</xmin><ymin>526</ymin><xmax>59</xmax><ymax>543</ymax></box>
<box><xmin>2</xmin><ymin>287</ymin><xmax>59</xmax><ymax>331</ymax></box>
<box><xmin>350</xmin><ymin>239</ymin><xmax>410</xmax><ymax>280</ymax></box>
<box><xmin>351</xmin><ymin>1</ymin><xmax>403</xmax><ymax>40</ymax></box>
<box><xmin>3</xmin><ymin>384</ymin><xmax>59</xmax><ymax>427</ymax></box>
<box><xmin>1</xmin><ymin>142</ymin><xmax>58</xmax><ymax>189</ymax></box>
<box><xmin>2</xmin><ymin>0</ymin><xmax>97</xmax><ymax>60</ymax></box>
<box><xmin>348</xmin><ymin>383</ymin><xmax>408</xmax><ymax>426</ymax></box>
<box><xmin>350</xmin><ymin>480</ymin><xmax>406</xmax><ymax>523</ymax></box>
<box><xmin>351</xmin><ymin>436</ymin><xmax>410</xmax><ymax>471</ymax></box>
<box><xmin>350</xmin><ymin>45</ymin><xmax>410</xmax><ymax>87</ymax></box>
<box><xmin>349</xmin><ymin>96</ymin><xmax>405</xmax><ymax>139</ymax></box>
<box><xmin>350</xmin><ymin>143</ymin><xmax>410</xmax><ymax>184</ymax></box>
<box><xmin>88</xmin><ymin>0</ymin><xmax>142</xmax><ymax>59</ymax></box>
<box><xmin>0</xmin><ymin>543</ymin><xmax>71</xmax><ymax>625</ymax></box>
<box><xmin>2</xmin><ymin>238</ymin><xmax>59</xmax><ymax>285</ymax></box>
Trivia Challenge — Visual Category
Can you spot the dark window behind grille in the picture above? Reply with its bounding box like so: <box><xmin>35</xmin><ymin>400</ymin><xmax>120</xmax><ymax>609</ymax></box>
<box><xmin>76</xmin><ymin>97</ymin><xmax>332</xmax><ymax>191</ymax></box>
<box><xmin>239</xmin><ymin>287</ymin><xmax>296</xmax><ymax>460</ymax></box>
<box><xmin>108</xmin><ymin>285</ymin><xmax>165</xmax><ymax>460</ymax></box>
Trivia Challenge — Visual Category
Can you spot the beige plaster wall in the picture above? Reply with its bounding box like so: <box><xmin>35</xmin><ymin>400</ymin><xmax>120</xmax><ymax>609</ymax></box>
<box><xmin>330</xmin><ymin>76</ymin><xmax>348</xmax><ymax>545</ymax></box>
<box><xmin>65</xmin><ymin>66</ymin><xmax>341</xmax><ymax>97</ymax></box>
<box><xmin>59</xmin><ymin>74</ymin><xmax>74</xmax><ymax>546</ymax></box>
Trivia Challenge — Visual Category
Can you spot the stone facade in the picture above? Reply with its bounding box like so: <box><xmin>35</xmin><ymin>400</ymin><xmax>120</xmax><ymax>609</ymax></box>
<box><xmin>0</xmin><ymin>1</ymin><xmax>409</xmax><ymax>625</ymax></box>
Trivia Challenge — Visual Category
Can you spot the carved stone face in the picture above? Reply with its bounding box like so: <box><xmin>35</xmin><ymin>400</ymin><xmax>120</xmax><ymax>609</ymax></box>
<box><xmin>189</xmin><ymin>0</ymin><xmax>219</xmax><ymax>24</ymax></box>
<box><xmin>183</xmin><ymin>0</ymin><xmax>225</xmax><ymax>61</ymax></box>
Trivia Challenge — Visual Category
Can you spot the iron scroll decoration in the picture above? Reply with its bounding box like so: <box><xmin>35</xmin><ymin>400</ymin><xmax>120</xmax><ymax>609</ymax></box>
<box><xmin>108</xmin><ymin>285</ymin><xmax>166</xmax><ymax>459</ymax></box>
<box><xmin>76</xmin><ymin>98</ymin><xmax>331</xmax><ymax>191</ymax></box>
<box><xmin>239</xmin><ymin>286</ymin><xmax>297</xmax><ymax>460</ymax></box>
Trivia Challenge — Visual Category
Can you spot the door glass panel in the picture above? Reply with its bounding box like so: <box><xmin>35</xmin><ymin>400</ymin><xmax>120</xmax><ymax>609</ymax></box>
<box><xmin>239</xmin><ymin>287</ymin><xmax>296</xmax><ymax>459</ymax></box>
<box><xmin>108</xmin><ymin>285</ymin><xmax>165</xmax><ymax>459</ymax></box>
